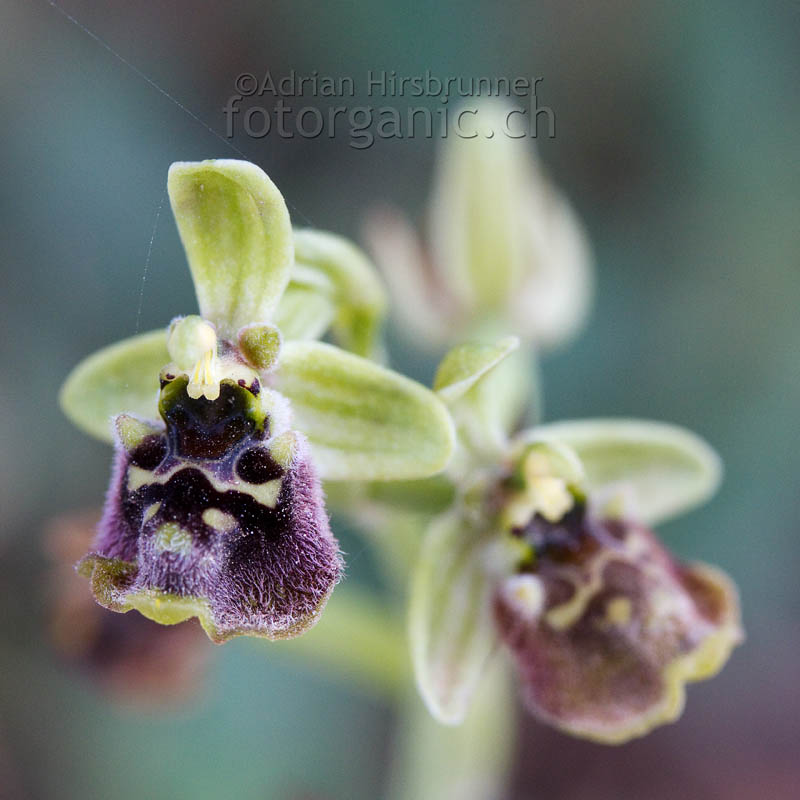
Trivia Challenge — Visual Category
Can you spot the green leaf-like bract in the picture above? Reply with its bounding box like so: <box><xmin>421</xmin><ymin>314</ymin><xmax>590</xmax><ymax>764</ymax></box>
<box><xmin>435</xmin><ymin>336</ymin><xmax>531</xmax><ymax>456</ymax></box>
<box><xmin>434</xmin><ymin>337</ymin><xmax>519</xmax><ymax>402</ymax></box>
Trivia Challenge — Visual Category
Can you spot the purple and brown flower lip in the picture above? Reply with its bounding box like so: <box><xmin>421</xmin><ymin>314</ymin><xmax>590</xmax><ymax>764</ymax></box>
<box><xmin>409</xmin><ymin>415</ymin><xmax>741</xmax><ymax>742</ymax></box>
<box><xmin>495</xmin><ymin>506</ymin><xmax>742</xmax><ymax>744</ymax></box>
<box><xmin>81</xmin><ymin>373</ymin><xmax>341</xmax><ymax>644</ymax></box>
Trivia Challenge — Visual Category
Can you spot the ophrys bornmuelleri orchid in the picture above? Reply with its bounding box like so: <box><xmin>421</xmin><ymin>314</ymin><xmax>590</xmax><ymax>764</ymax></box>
<box><xmin>60</xmin><ymin>160</ymin><xmax>455</xmax><ymax>643</ymax></box>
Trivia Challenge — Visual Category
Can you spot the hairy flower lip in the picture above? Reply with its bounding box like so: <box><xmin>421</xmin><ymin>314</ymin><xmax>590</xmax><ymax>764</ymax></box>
<box><xmin>78</xmin><ymin>552</ymin><xmax>341</xmax><ymax>644</ymax></box>
<box><xmin>493</xmin><ymin>514</ymin><xmax>743</xmax><ymax>744</ymax></box>
<box><xmin>82</xmin><ymin>365</ymin><xmax>342</xmax><ymax>644</ymax></box>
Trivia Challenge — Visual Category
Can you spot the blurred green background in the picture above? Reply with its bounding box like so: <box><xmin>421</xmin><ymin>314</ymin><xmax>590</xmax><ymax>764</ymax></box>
<box><xmin>1</xmin><ymin>1</ymin><xmax>798</xmax><ymax>798</ymax></box>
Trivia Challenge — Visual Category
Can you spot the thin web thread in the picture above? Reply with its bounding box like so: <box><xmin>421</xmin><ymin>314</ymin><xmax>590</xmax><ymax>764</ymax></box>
<box><xmin>134</xmin><ymin>189</ymin><xmax>166</xmax><ymax>334</ymax></box>
<box><xmin>45</xmin><ymin>0</ymin><xmax>316</xmax><ymax>228</ymax></box>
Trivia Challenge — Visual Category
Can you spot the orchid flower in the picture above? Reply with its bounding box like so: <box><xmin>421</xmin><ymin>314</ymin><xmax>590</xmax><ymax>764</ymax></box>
<box><xmin>59</xmin><ymin>159</ymin><xmax>454</xmax><ymax>644</ymax></box>
<box><xmin>410</xmin><ymin>341</ymin><xmax>743</xmax><ymax>743</ymax></box>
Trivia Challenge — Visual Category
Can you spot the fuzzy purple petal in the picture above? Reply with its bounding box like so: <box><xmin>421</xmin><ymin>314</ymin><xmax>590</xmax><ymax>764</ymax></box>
<box><xmin>494</xmin><ymin>516</ymin><xmax>742</xmax><ymax>743</ymax></box>
<box><xmin>81</xmin><ymin>378</ymin><xmax>341</xmax><ymax>643</ymax></box>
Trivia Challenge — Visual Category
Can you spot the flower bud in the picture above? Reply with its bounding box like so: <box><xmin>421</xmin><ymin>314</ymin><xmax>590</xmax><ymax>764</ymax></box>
<box><xmin>366</xmin><ymin>101</ymin><xmax>592</xmax><ymax>350</ymax></box>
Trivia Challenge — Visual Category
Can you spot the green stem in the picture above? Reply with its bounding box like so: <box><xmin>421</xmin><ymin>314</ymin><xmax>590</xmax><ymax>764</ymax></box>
<box><xmin>387</xmin><ymin>661</ymin><xmax>517</xmax><ymax>800</ymax></box>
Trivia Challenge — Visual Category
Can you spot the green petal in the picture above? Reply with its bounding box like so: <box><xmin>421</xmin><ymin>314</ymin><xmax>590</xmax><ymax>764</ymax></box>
<box><xmin>434</xmin><ymin>337</ymin><xmax>519</xmax><ymax>403</ymax></box>
<box><xmin>293</xmin><ymin>228</ymin><xmax>387</xmax><ymax>358</ymax></box>
<box><xmin>274</xmin><ymin>341</ymin><xmax>455</xmax><ymax>480</ymax></box>
<box><xmin>409</xmin><ymin>512</ymin><xmax>514</xmax><ymax>724</ymax></box>
<box><xmin>168</xmin><ymin>160</ymin><xmax>293</xmax><ymax>337</ymax></box>
<box><xmin>59</xmin><ymin>329</ymin><xmax>167</xmax><ymax>442</ymax></box>
<box><xmin>531</xmin><ymin>419</ymin><xmax>722</xmax><ymax>525</ymax></box>
<box><xmin>435</xmin><ymin>337</ymin><xmax>533</xmax><ymax>456</ymax></box>
<box><xmin>272</xmin><ymin>286</ymin><xmax>335</xmax><ymax>342</ymax></box>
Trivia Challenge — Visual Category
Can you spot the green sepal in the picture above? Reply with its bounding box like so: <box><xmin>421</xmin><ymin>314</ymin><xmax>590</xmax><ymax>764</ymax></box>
<box><xmin>59</xmin><ymin>329</ymin><xmax>168</xmax><ymax>442</ymax></box>
<box><xmin>429</xmin><ymin>103</ymin><xmax>530</xmax><ymax>312</ymax></box>
<box><xmin>168</xmin><ymin>159</ymin><xmax>293</xmax><ymax>338</ymax></box>
<box><xmin>435</xmin><ymin>336</ymin><xmax>532</xmax><ymax>456</ymax></box>
<box><xmin>293</xmin><ymin>228</ymin><xmax>387</xmax><ymax>358</ymax></box>
<box><xmin>434</xmin><ymin>337</ymin><xmax>519</xmax><ymax>403</ymax></box>
<box><xmin>409</xmin><ymin>511</ymin><xmax>517</xmax><ymax>724</ymax></box>
<box><xmin>273</xmin><ymin>340</ymin><xmax>455</xmax><ymax>480</ymax></box>
<box><xmin>529</xmin><ymin>419</ymin><xmax>722</xmax><ymax>525</ymax></box>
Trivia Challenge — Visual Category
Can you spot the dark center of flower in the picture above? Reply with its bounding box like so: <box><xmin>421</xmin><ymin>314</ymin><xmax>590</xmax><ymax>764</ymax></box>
<box><xmin>158</xmin><ymin>376</ymin><xmax>266</xmax><ymax>459</ymax></box>
<box><xmin>512</xmin><ymin>500</ymin><xmax>598</xmax><ymax>566</ymax></box>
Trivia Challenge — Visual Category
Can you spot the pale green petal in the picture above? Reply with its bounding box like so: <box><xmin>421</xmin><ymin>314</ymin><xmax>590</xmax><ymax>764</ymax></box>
<box><xmin>434</xmin><ymin>337</ymin><xmax>519</xmax><ymax>403</ymax></box>
<box><xmin>273</xmin><ymin>286</ymin><xmax>335</xmax><ymax>341</ymax></box>
<box><xmin>409</xmin><ymin>512</ymin><xmax>516</xmax><ymax>724</ymax></box>
<box><xmin>436</xmin><ymin>337</ymin><xmax>534</xmax><ymax>457</ymax></box>
<box><xmin>532</xmin><ymin>419</ymin><xmax>722</xmax><ymax>525</ymax></box>
<box><xmin>274</xmin><ymin>341</ymin><xmax>455</xmax><ymax>480</ymax></box>
<box><xmin>168</xmin><ymin>160</ymin><xmax>292</xmax><ymax>337</ymax></box>
<box><xmin>59</xmin><ymin>329</ymin><xmax>167</xmax><ymax>442</ymax></box>
<box><xmin>293</xmin><ymin>228</ymin><xmax>387</xmax><ymax>358</ymax></box>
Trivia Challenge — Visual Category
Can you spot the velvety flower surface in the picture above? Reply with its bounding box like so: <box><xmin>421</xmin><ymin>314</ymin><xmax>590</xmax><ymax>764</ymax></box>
<box><xmin>80</xmin><ymin>373</ymin><xmax>340</xmax><ymax>643</ymax></box>
<box><xmin>494</xmin><ymin>495</ymin><xmax>740</xmax><ymax>743</ymax></box>
<box><xmin>60</xmin><ymin>159</ymin><xmax>455</xmax><ymax>643</ymax></box>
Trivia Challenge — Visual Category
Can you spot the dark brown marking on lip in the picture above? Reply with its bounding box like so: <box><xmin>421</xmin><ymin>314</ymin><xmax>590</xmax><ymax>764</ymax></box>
<box><xmin>159</xmin><ymin>378</ymin><xmax>259</xmax><ymax>460</ymax></box>
<box><xmin>236</xmin><ymin>448</ymin><xmax>285</xmax><ymax>485</ymax></box>
<box><xmin>129</xmin><ymin>435</ymin><xmax>168</xmax><ymax>471</ymax></box>
<box><xmin>129</xmin><ymin>467</ymin><xmax>286</xmax><ymax>544</ymax></box>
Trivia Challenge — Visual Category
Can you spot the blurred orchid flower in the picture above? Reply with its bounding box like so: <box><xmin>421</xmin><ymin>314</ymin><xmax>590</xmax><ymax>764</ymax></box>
<box><xmin>60</xmin><ymin>160</ymin><xmax>454</xmax><ymax>643</ymax></box>
<box><xmin>44</xmin><ymin>509</ymin><xmax>210</xmax><ymax>707</ymax></box>
<box><xmin>409</xmin><ymin>341</ymin><xmax>742</xmax><ymax>743</ymax></box>
<box><xmin>365</xmin><ymin>101</ymin><xmax>592</xmax><ymax>351</ymax></box>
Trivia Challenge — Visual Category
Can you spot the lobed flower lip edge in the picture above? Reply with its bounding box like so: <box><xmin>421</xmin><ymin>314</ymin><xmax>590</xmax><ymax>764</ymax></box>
<box><xmin>79</xmin><ymin>553</ymin><xmax>339</xmax><ymax>644</ymax></box>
